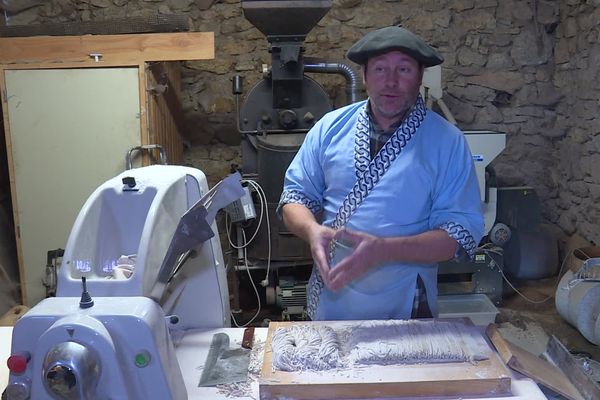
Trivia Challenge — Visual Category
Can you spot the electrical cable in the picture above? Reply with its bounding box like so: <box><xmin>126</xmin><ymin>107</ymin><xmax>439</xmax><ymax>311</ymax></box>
<box><xmin>230</xmin><ymin>229</ymin><xmax>261</xmax><ymax>327</ymax></box>
<box><xmin>243</xmin><ymin>179</ymin><xmax>271</xmax><ymax>285</ymax></box>
<box><xmin>225</xmin><ymin>179</ymin><xmax>272</xmax><ymax>327</ymax></box>
<box><xmin>225</xmin><ymin>179</ymin><xmax>271</xmax><ymax>284</ymax></box>
<box><xmin>478</xmin><ymin>244</ymin><xmax>585</xmax><ymax>305</ymax></box>
<box><xmin>225</xmin><ymin>185</ymin><xmax>264</xmax><ymax>248</ymax></box>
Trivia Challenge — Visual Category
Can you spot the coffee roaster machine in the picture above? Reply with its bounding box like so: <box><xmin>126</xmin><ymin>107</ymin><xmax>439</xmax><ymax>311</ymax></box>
<box><xmin>227</xmin><ymin>0</ymin><xmax>360</xmax><ymax>320</ymax></box>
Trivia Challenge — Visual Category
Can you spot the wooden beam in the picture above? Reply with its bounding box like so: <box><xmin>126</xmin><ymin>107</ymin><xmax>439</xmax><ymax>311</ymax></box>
<box><xmin>0</xmin><ymin>32</ymin><xmax>214</xmax><ymax>65</ymax></box>
<box><xmin>0</xmin><ymin>68</ymin><xmax>27</xmax><ymax>305</ymax></box>
<box><xmin>148</xmin><ymin>62</ymin><xmax>186</xmax><ymax>138</ymax></box>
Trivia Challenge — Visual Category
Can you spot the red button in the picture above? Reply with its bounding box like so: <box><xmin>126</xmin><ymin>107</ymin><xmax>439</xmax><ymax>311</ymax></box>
<box><xmin>7</xmin><ymin>354</ymin><xmax>28</xmax><ymax>374</ymax></box>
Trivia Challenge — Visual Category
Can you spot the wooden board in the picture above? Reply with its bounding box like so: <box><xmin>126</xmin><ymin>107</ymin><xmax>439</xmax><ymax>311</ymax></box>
<box><xmin>260</xmin><ymin>320</ymin><xmax>511</xmax><ymax>400</ymax></box>
<box><xmin>486</xmin><ymin>324</ymin><xmax>584</xmax><ymax>400</ymax></box>
<box><xmin>0</xmin><ymin>32</ymin><xmax>214</xmax><ymax>65</ymax></box>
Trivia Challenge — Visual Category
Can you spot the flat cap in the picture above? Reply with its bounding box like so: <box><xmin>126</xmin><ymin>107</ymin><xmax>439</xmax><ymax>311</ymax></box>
<box><xmin>347</xmin><ymin>26</ymin><xmax>444</xmax><ymax>67</ymax></box>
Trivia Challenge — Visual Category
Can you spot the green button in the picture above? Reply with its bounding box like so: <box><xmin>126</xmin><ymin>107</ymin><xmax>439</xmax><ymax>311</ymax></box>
<box><xmin>134</xmin><ymin>351</ymin><xmax>151</xmax><ymax>368</ymax></box>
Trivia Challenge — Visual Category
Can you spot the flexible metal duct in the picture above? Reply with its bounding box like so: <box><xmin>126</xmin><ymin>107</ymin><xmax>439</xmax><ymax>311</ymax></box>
<box><xmin>303</xmin><ymin>57</ymin><xmax>362</xmax><ymax>104</ymax></box>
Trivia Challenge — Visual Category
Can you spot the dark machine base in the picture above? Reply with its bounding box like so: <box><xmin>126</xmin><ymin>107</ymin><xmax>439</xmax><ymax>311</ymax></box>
<box><xmin>438</xmin><ymin>247</ymin><xmax>504</xmax><ymax>306</ymax></box>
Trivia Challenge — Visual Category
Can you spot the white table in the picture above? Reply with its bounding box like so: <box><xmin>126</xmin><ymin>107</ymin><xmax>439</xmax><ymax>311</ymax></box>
<box><xmin>1</xmin><ymin>326</ymin><xmax>548</xmax><ymax>399</ymax></box>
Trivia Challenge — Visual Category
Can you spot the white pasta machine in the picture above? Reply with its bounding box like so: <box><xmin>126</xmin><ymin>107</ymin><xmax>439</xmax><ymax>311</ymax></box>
<box><xmin>4</xmin><ymin>165</ymin><xmax>244</xmax><ymax>400</ymax></box>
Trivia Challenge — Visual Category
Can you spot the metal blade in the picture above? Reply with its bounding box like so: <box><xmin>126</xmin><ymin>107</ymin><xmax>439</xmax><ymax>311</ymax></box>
<box><xmin>198</xmin><ymin>333</ymin><xmax>251</xmax><ymax>387</ymax></box>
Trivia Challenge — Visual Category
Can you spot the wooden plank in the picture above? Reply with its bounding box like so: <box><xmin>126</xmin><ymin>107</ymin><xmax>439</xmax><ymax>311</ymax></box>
<box><xmin>486</xmin><ymin>324</ymin><xmax>584</xmax><ymax>400</ymax></box>
<box><xmin>0</xmin><ymin>68</ymin><xmax>27</xmax><ymax>305</ymax></box>
<box><xmin>138</xmin><ymin>62</ymin><xmax>150</xmax><ymax>167</ymax></box>
<box><xmin>148</xmin><ymin>62</ymin><xmax>186</xmax><ymax>142</ymax></box>
<box><xmin>146</xmin><ymin>62</ymin><xmax>184</xmax><ymax>165</ymax></box>
<box><xmin>0</xmin><ymin>32</ymin><xmax>214</xmax><ymax>65</ymax></box>
<box><xmin>260</xmin><ymin>320</ymin><xmax>512</xmax><ymax>400</ymax></box>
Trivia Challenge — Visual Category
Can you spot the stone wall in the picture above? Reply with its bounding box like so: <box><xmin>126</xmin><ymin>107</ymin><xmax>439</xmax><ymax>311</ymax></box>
<box><xmin>550</xmin><ymin>1</ymin><xmax>600</xmax><ymax>244</ymax></box>
<box><xmin>3</xmin><ymin>0</ymin><xmax>599</xmax><ymax>246</ymax></box>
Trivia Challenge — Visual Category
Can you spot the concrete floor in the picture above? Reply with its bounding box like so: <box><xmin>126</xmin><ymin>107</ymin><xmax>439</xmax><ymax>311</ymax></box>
<box><xmin>498</xmin><ymin>276</ymin><xmax>600</xmax><ymax>361</ymax></box>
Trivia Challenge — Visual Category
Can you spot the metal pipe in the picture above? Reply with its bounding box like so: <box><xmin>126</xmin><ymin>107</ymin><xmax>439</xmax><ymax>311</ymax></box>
<box><xmin>125</xmin><ymin>144</ymin><xmax>167</xmax><ymax>170</ymax></box>
<box><xmin>303</xmin><ymin>57</ymin><xmax>361</xmax><ymax>104</ymax></box>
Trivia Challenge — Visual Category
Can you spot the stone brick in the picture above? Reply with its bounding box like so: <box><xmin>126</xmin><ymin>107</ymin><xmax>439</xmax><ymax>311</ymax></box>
<box><xmin>592</xmin><ymin>135</ymin><xmax>600</xmax><ymax>152</ymax></box>
<box><xmin>486</xmin><ymin>52</ymin><xmax>514</xmax><ymax>69</ymax></box>
<box><xmin>501</xmin><ymin>109</ymin><xmax>529</xmax><ymax>124</ymax></box>
<box><xmin>449</xmin><ymin>0</ymin><xmax>475</xmax><ymax>12</ymax></box>
<box><xmin>537</xmin><ymin>0</ymin><xmax>559</xmax><ymax>25</ymax></box>
<box><xmin>564</xmin><ymin>17</ymin><xmax>578</xmax><ymax>38</ymax></box>
<box><xmin>568</xmin><ymin>181</ymin><xmax>589</xmax><ymax>197</ymax></box>
<box><xmin>531</xmin><ymin>82</ymin><xmax>563</xmax><ymax>106</ymax></box>
<box><xmin>475</xmin><ymin>104</ymin><xmax>503</xmax><ymax>124</ymax></box>
<box><xmin>444</xmin><ymin>96</ymin><xmax>476</xmax><ymax>124</ymax></box>
<box><xmin>474</xmin><ymin>0</ymin><xmax>497</xmax><ymax>8</ymax></box>
<box><xmin>91</xmin><ymin>0</ymin><xmax>111</xmax><ymax>7</ymax></box>
<box><xmin>329</xmin><ymin>8</ymin><xmax>354</xmax><ymax>22</ymax></box>
<box><xmin>579</xmin><ymin>155</ymin><xmax>593</xmax><ymax>177</ymax></box>
<box><xmin>580</xmin><ymin>221</ymin><xmax>600</xmax><ymax>245</ymax></box>
<box><xmin>457</xmin><ymin>47</ymin><xmax>487</xmax><ymax>67</ymax></box>
<box><xmin>337</xmin><ymin>0</ymin><xmax>363</xmax><ymax>8</ymax></box>
<box><xmin>483</xmin><ymin>33</ymin><xmax>513</xmax><ymax>47</ymax></box>
<box><xmin>590</xmin><ymin>154</ymin><xmax>600</xmax><ymax>184</ymax></box>
<box><xmin>453</xmin><ymin>9</ymin><xmax>496</xmax><ymax>32</ymax></box>
<box><xmin>589</xmin><ymin>184</ymin><xmax>600</xmax><ymax>201</ymax></box>
<box><xmin>511</xmin><ymin>1</ymin><xmax>533</xmax><ymax>22</ymax></box>
<box><xmin>510</xmin><ymin>26</ymin><xmax>554</xmax><ymax>66</ymax></box>
<box><xmin>558</xmin><ymin>211</ymin><xmax>577</xmax><ymax>235</ymax></box>
<box><xmin>167</xmin><ymin>0</ymin><xmax>194</xmax><ymax>11</ymax></box>
<box><xmin>466</xmin><ymin>71</ymin><xmax>524</xmax><ymax>94</ymax></box>
<box><xmin>554</xmin><ymin>38</ymin><xmax>570</xmax><ymax>64</ymax></box>
<box><xmin>195</xmin><ymin>0</ymin><xmax>216</xmax><ymax>10</ymax></box>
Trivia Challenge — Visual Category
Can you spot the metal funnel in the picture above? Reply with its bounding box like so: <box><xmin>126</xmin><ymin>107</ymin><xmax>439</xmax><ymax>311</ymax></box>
<box><xmin>242</xmin><ymin>0</ymin><xmax>332</xmax><ymax>38</ymax></box>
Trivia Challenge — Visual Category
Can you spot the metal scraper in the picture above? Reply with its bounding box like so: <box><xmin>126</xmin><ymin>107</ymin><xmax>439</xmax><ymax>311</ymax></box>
<box><xmin>198</xmin><ymin>332</ymin><xmax>251</xmax><ymax>387</ymax></box>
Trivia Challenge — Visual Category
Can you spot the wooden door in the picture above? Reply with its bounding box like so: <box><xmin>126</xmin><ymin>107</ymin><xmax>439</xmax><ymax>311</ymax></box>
<box><xmin>3</xmin><ymin>67</ymin><xmax>141</xmax><ymax>305</ymax></box>
<box><xmin>0</xmin><ymin>32</ymin><xmax>214</xmax><ymax>306</ymax></box>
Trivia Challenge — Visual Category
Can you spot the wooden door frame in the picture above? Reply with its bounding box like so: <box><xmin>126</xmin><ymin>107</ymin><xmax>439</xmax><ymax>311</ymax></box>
<box><xmin>0</xmin><ymin>32</ymin><xmax>214</xmax><ymax>305</ymax></box>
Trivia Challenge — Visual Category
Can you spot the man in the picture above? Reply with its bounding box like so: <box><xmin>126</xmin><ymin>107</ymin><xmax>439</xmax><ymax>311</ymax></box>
<box><xmin>277</xmin><ymin>26</ymin><xmax>484</xmax><ymax>320</ymax></box>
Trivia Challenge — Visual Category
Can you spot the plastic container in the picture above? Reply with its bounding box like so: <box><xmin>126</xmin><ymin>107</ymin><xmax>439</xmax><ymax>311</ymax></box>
<box><xmin>437</xmin><ymin>294</ymin><xmax>499</xmax><ymax>326</ymax></box>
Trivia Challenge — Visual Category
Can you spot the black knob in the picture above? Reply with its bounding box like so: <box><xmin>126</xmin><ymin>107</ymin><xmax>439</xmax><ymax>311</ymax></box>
<box><xmin>279</xmin><ymin>109</ymin><xmax>298</xmax><ymax>129</ymax></box>
<box><xmin>122</xmin><ymin>176</ymin><xmax>136</xmax><ymax>188</ymax></box>
<box><xmin>79</xmin><ymin>277</ymin><xmax>94</xmax><ymax>309</ymax></box>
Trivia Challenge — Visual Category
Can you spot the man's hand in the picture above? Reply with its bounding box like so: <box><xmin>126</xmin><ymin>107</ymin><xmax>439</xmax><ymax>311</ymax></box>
<box><xmin>307</xmin><ymin>224</ymin><xmax>336</xmax><ymax>286</ymax></box>
<box><xmin>327</xmin><ymin>228</ymin><xmax>384</xmax><ymax>291</ymax></box>
<box><xmin>326</xmin><ymin>227</ymin><xmax>458</xmax><ymax>291</ymax></box>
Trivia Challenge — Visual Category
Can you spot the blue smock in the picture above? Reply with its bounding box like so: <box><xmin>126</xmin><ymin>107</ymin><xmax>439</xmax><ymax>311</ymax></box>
<box><xmin>278</xmin><ymin>97</ymin><xmax>484</xmax><ymax>320</ymax></box>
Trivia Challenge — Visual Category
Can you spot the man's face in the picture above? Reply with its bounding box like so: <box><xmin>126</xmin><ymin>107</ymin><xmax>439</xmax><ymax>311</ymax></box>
<box><xmin>363</xmin><ymin>50</ymin><xmax>424</xmax><ymax>128</ymax></box>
